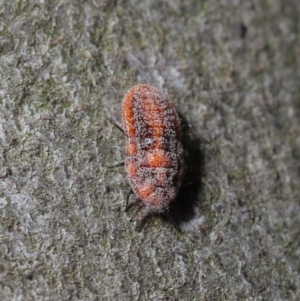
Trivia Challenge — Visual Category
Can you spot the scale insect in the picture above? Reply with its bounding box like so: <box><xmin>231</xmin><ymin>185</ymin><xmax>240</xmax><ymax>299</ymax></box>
<box><xmin>111</xmin><ymin>84</ymin><xmax>183</xmax><ymax>218</ymax></box>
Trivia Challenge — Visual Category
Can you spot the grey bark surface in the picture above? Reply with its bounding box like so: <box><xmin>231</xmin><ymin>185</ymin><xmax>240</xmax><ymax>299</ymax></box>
<box><xmin>0</xmin><ymin>0</ymin><xmax>299</xmax><ymax>300</ymax></box>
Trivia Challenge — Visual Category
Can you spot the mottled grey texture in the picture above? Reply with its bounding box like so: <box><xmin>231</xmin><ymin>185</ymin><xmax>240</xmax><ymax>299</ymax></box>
<box><xmin>0</xmin><ymin>0</ymin><xmax>299</xmax><ymax>300</ymax></box>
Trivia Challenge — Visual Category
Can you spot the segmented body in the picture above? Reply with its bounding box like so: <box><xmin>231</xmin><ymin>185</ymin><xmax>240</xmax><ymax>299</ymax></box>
<box><xmin>121</xmin><ymin>85</ymin><xmax>183</xmax><ymax>210</ymax></box>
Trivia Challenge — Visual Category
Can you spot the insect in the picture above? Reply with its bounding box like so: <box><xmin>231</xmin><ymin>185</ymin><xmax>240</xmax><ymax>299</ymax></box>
<box><xmin>111</xmin><ymin>84</ymin><xmax>183</xmax><ymax>218</ymax></box>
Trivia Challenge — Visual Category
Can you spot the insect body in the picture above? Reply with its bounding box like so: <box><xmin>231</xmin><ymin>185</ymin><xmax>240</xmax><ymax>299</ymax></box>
<box><xmin>122</xmin><ymin>84</ymin><xmax>183</xmax><ymax>211</ymax></box>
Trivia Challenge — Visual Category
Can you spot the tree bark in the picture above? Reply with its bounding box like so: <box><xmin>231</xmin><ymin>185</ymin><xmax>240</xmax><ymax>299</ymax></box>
<box><xmin>0</xmin><ymin>0</ymin><xmax>299</xmax><ymax>300</ymax></box>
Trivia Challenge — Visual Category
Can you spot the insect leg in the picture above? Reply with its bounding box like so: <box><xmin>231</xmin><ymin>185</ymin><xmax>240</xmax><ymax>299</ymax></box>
<box><xmin>125</xmin><ymin>189</ymin><xmax>134</xmax><ymax>212</ymax></box>
<box><xmin>108</xmin><ymin>162</ymin><xmax>125</xmax><ymax>168</ymax></box>
<box><xmin>107</xmin><ymin>118</ymin><xmax>125</xmax><ymax>135</ymax></box>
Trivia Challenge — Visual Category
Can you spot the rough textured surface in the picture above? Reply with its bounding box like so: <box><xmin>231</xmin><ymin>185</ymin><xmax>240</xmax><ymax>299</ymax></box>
<box><xmin>0</xmin><ymin>0</ymin><xmax>299</xmax><ymax>300</ymax></box>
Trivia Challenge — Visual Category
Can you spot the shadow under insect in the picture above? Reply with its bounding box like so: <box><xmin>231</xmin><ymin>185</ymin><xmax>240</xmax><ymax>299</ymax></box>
<box><xmin>167</xmin><ymin>113</ymin><xmax>205</xmax><ymax>227</ymax></box>
<box><xmin>129</xmin><ymin>113</ymin><xmax>206</xmax><ymax>229</ymax></box>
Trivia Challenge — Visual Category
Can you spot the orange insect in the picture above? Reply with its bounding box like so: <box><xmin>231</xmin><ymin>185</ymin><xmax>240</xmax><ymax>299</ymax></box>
<box><xmin>121</xmin><ymin>84</ymin><xmax>183</xmax><ymax>212</ymax></box>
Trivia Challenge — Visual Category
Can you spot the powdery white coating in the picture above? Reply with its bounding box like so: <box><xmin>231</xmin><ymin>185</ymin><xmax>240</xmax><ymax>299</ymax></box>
<box><xmin>122</xmin><ymin>84</ymin><xmax>183</xmax><ymax>210</ymax></box>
